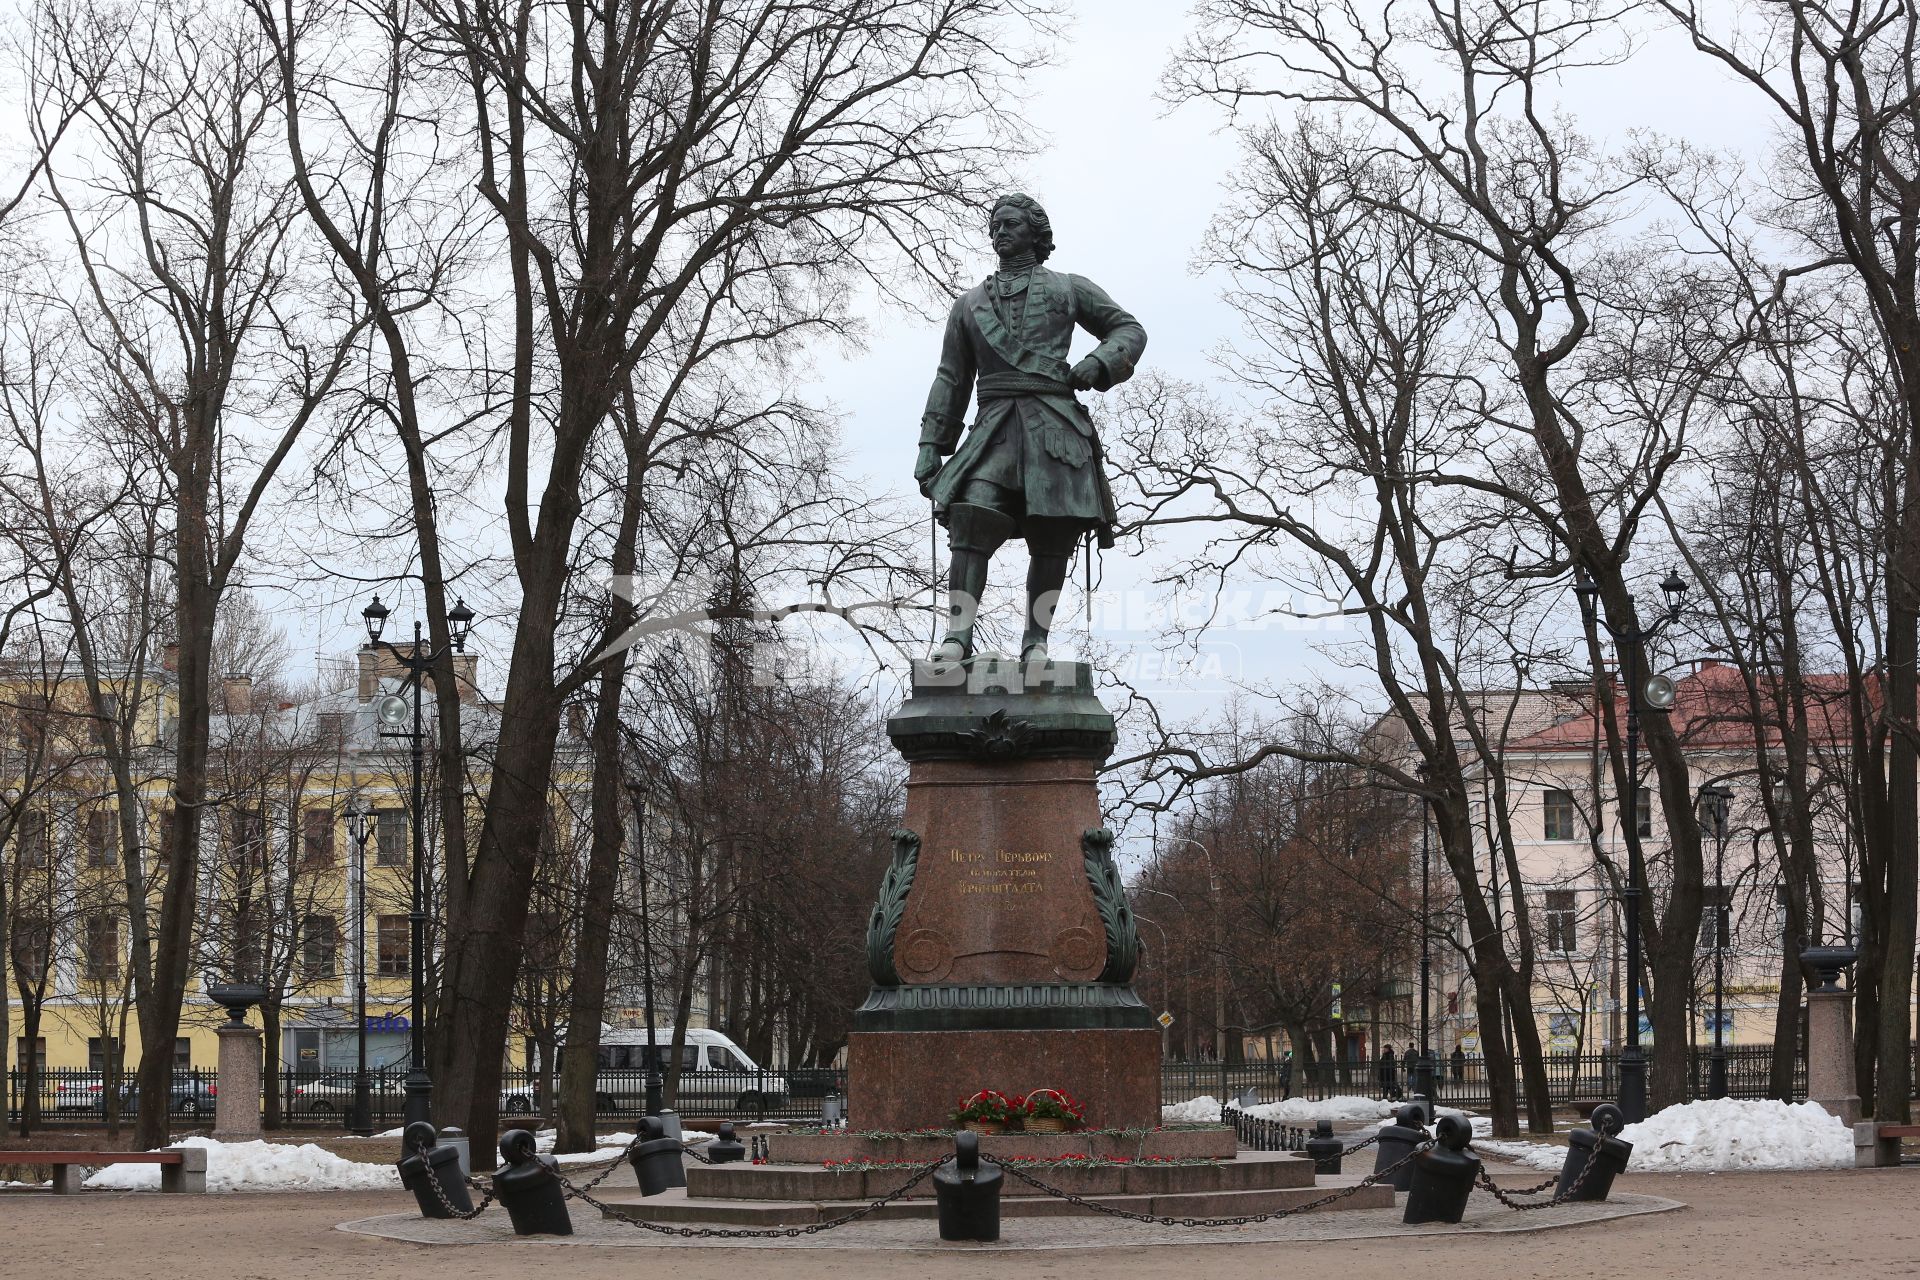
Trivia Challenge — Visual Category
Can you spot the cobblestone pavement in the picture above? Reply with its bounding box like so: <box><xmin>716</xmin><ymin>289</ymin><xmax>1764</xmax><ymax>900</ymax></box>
<box><xmin>338</xmin><ymin>1189</ymin><xmax>1681</xmax><ymax>1250</ymax></box>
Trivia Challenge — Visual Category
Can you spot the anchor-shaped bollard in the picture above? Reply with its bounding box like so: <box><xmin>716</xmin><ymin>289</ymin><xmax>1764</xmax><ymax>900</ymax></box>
<box><xmin>932</xmin><ymin>1130</ymin><xmax>1003</xmax><ymax>1242</ymax></box>
<box><xmin>628</xmin><ymin>1116</ymin><xmax>686</xmax><ymax>1198</ymax></box>
<box><xmin>1555</xmin><ymin>1102</ymin><xmax>1633</xmax><ymax>1202</ymax></box>
<box><xmin>493</xmin><ymin>1129</ymin><xmax>573</xmax><ymax>1236</ymax></box>
<box><xmin>1305</xmin><ymin>1118</ymin><xmax>1344</xmax><ymax>1175</ymax></box>
<box><xmin>396</xmin><ymin>1121</ymin><xmax>473</xmax><ymax>1219</ymax></box>
<box><xmin>1372</xmin><ymin>1102</ymin><xmax>1430</xmax><ymax>1192</ymax></box>
<box><xmin>706</xmin><ymin>1120</ymin><xmax>747</xmax><ymax>1164</ymax></box>
<box><xmin>1403</xmin><ymin>1114</ymin><xmax>1480</xmax><ymax>1225</ymax></box>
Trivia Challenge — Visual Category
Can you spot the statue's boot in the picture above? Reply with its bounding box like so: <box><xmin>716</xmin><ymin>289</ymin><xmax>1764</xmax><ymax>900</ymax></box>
<box><xmin>935</xmin><ymin>503</ymin><xmax>1014</xmax><ymax>661</ymax></box>
<box><xmin>1021</xmin><ymin>518</ymin><xmax>1081</xmax><ymax>662</ymax></box>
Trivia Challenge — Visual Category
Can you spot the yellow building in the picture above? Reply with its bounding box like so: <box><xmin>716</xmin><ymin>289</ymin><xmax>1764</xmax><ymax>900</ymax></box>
<box><xmin>3</xmin><ymin>644</ymin><xmax>535</xmax><ymax>1079</ymax></box>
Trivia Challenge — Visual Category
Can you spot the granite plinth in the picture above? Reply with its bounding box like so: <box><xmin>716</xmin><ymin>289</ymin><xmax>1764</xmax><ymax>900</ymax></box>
<box><xmin>689</xmin><ymin>1151</ymin><xmax>1313</xmax><ymax>1201</ymax></box>
<box><xmin>847</xmin><ymin>1027</ymin><xmax>1161</xmax><ymax>1133</ymax></box>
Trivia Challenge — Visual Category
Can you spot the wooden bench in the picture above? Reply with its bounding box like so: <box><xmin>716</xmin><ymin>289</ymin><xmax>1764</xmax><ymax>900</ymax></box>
<box><xmin>20</xmin><ymin>1149</ymin><xmax>207</xmax><ymax>1194</ymax></box>
<box><xmin>1853</xmin><ymin>1122</ymin><xmax>1920</xmax><ymax>1168</ymax></box>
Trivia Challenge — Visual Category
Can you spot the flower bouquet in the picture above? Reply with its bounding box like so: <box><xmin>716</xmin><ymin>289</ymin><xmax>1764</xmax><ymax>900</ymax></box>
<box><xmin>1021</xmin><ymin>1088</ymin><xmax>1086</xmax><ymax>1133</ymax></box>
<box><xmin>951</xmin><ymin>1088</ymin><xmax>1022</xmax><ymax>1133</ymax></box>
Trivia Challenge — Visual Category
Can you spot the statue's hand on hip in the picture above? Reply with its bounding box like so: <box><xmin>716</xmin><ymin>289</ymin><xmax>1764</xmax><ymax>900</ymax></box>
<box><xmin>1068</xmin><ymin>356</ymin><xmax>1104</xmax><ymax>391</ymax></box>
<box><xmin>914</xmin><ymin>443</ymin><xmax>943</xmax><ymax>496</ymax></box>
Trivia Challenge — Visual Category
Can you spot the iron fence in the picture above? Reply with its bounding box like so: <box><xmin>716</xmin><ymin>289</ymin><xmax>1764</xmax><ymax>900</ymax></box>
<box><xmin>1159</xmin><ymin>1045</ymin><xmax>1817</xmax><ymax>1111</ymax></box>
<box><xmin>14</xmin><ymin>1043</ymin><xmax>1906</xmax><ymax>1131</ymax></box>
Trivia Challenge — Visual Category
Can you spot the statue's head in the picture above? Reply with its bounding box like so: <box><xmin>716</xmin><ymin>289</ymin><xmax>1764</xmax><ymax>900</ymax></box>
<box><xmin>990</xmin><ymin>193</ymin><xmax>1054</xmax><ymax>263</ymax></box>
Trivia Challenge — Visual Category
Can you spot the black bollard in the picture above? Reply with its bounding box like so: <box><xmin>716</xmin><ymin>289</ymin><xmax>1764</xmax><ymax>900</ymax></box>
<box><xmin>629</xmin><ymin>1117</ymin><xmax>687</xmax><ymax>1197</ymax></box>
<box><xmin>1305</xmin><ymin>1119</ymin><xmax>1343</xmax><ymax>1174</ymax></box>
<box><xmin>933</xmin><ymin>1130</ymin><xmax>1003</xmax><ymax>1242</ymax></box>
<box><xmin>493</xmin><ymin>1130</ymin><xmax>573</xmax><ymax>1236</ymax></box>
<box><xmin>707</xmin><ymin>1121</ymin><xmax>747</xmax><ymax>1164</ymax></box>
<box><xmin>1555</xmin><ymin>1102</ymin><xmax>1633</xmax><ymax>1202</ymax></box>
<box><xmin>396</xmin><ymin>1121</ymin><xmax>473</xmax><ymax>1219</ymax></box>
<box><xmin>1403</xmin><ymin>1114</ymin><xmax>1480</xmax><ymax>1225</ymax></box>
<box><xmin>1372</xmin><ymin>1103</ymin><xmax>1430</xmax><ymax>1192</ymax></box>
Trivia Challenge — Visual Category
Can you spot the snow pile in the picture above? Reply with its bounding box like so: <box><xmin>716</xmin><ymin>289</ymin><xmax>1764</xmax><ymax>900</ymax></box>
<box><xmin>540</xmin><ymin>1132</ymin><xmax>639</xmax><ymax>1166</ymax></box>
<box><xmin>1619</xmin><ymin>1099</ymin><xmax>1852</xmax><ymax>1171</ymax></box>
<box><xmin>1161</xmin><ymin>1096</ymin><xmax>1225</xmax><ymax>1123</ymax></box>
<box><xmin>83</xmin><ymin>1137</ymin><xmax>399</xmax><ymax>1193</ymax></box>
<box><xmin>1248</xmin><ymin>1096</ymin><xmax>1393</xmax><ymax>1125</ymax></box>
<box><xmin>1473</xmin><ymin>1137</ymin><xmax>1563</xmax><ymax>1169</ymax></box>
<box><xmin>1472</xmin><ymin>1099</ymin><xmax>1854</xmax><ymax>1173</ymax></box>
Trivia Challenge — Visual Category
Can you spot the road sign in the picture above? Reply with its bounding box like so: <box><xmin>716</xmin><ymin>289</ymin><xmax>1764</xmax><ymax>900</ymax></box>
<box><xmin>1157</xmin><ymin>1011</ymin><xmax>1175</xmax><ymax>1028</ymax></box>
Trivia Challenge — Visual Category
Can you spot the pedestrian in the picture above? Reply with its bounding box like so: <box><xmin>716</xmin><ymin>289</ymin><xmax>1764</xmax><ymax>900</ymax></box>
<box><xmin>1277</xmin><ymin>1050</ymin><xmax>1294</xmax><ymax>1101</ymax></box>
<box><xmin>1377</xmin><ymin>1045</ymin><xmax>1398</xmax><ymax>1101</ymax></box>
<box><xmin>1450</xmin><ymin>1044</ymin><xmax>1466</xmax><ymax>1085</ymax></box>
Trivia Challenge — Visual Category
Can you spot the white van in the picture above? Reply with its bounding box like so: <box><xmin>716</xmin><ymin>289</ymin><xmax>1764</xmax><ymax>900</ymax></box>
<box><xmin>583</xmin><ymin>1027</ymin><xmax>788</xmax><ymax>1113</ymax></box>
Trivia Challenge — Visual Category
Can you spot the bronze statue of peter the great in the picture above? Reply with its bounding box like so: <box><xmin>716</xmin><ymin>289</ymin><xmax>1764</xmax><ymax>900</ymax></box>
<box><xmin>915</xmin><ymin>193</ymin><xmax>1147</xmax><ymax>663</ymax></box>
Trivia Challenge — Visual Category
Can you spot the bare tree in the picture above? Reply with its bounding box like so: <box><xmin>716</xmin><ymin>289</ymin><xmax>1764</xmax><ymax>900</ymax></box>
<box><xmin>1658</xmin><ymin>0</ymin><xmax>1920</xmax><ymax>1124</ymax></box>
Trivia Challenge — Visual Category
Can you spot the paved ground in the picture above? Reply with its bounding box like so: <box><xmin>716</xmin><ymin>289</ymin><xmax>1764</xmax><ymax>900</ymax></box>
<box><xmin>4</xmin><ymin>1163</ymin><xmax>1918</xmax><ymax>1279</ymax></box>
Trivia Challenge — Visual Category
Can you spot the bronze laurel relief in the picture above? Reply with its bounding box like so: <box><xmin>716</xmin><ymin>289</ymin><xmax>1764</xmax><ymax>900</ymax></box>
<box><xmin>865</xmin><ymin>828</ymin><xmax>921</xmax><ymax>986</ymax></box>
<box><xmin>1081</xmin><ymin>827</ymin><xmax>1139</xmax><ymax>983</ymax></box>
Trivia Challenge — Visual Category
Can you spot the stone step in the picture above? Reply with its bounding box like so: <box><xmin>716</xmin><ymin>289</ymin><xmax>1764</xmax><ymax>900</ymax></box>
<box><xmin>688</xmin><ymin>1150</ymin><xmax>1314</xmax><ymax>1201</ymax></box>
<box><xmin>766</xmin><ymin>1126</ymin><xmax>1235</xmax><ymax>1164</ymax></box>
<box><xmin>593</xmin><ymin>1177</ymin><xmax>1394</xmax><ymax>1225</ymax></box>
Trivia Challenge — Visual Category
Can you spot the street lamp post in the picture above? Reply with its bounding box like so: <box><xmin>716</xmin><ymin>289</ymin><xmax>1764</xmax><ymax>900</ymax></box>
<box><xmin>1173</xmin><ymin>836</ymin><xmax>1229</xmax><ymax>1097</ymax></box>
<box><xmin>344</xmin><ymin>802</ymin><xmax>375</xmax><ymax>1136</ymax></box>
<box><xmin>1573</xmin><ymin>564</ymin><xmax>1687</xmax><ymax>1125</ymax></box>
<box><xmin>1699</xmin><ymin>783</ymin><xmax>1734</xmax><ymax>1100</ymax></box>
<box><xmin>1411</xmin><ymin>765</ymin><xmax>1437</xmax><ymax>1108</ymax></box>
<box><xmin>624</xmin><ymin>780</ymin><xmax>664</xmax><ymax>1118</ymax></box>
<box><xmin>361</xmin><ymin>593</ymin><xmax>476</xmax><ymax>1127</ymax></box>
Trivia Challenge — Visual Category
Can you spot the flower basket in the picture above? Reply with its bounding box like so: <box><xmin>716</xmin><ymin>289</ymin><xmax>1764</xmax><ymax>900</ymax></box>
<box><xmin>951</xmin><ymin>1089</ymin><xmax>1021</xmax><ymax>1131</ymax></box>
<box><xmin>1021</xmin><ymin>1087</ymin><xmax>1086</xmax><ymax>1132</ymax></box>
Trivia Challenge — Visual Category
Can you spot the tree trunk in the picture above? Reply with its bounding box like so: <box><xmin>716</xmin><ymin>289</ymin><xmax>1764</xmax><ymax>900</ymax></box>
<box><xmin>261</xmin><ymin>1002</ymin><xmax>283</xmax><ymax>1129</ymax></box>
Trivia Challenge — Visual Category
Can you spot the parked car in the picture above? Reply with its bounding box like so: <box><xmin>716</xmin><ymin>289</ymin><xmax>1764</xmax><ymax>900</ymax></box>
<box><xmin>116</xmin><ymin>1077</ymin><xmax>218</xmax><ymax>1117</ymax></box>
<box><xmin>288</xmin><ymin>1069</ymin><xmax>404</xmax><ymax>1117</ymax></box>
<box><xmin>568</xmin><ymin>1027</ymin><xmax>789</xmax><ymax>1114</ymax></box>
<box><xmin>499</xmin><ymin>1081</ymin><xmax>536</xmax><ymax>1114</ymax></box>
<box><xmin>52</xmin><ymin>1075</ymin><xmax>106</xmax><ymax>1113</ymax></box>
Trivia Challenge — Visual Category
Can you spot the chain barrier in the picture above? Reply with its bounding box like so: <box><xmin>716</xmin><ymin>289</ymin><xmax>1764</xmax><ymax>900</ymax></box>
<box><xmin>995</xmin><ymin>1148</ymin><xmax>1421</xmax><ymax>1227</ymax></box>
<box><xmin>556</xmin><ymin>1154</ymin><xmax>953</xmax><ymax>1238</ymax></box>
<box><xmin>1468</xmin><ymin>1146</ymin><xmax>1601</xmax><ymax>1211</ymax></box>
<box><xmin>1342</xmin><ymin>1132</ymin><xmax>1380</xmax><ymax>1157</ymax></box>
<box><xmin>682</xmin><ymin>1141</ymin><xmax>716</xmax><ymax>1166</ymax></box>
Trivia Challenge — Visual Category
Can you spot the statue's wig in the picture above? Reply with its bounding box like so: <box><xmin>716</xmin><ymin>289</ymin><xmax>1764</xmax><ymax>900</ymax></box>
<box><xmin>990</xmin><ymin>193</ymin><xmax>1055</xmax><ymax>263</ymax></box>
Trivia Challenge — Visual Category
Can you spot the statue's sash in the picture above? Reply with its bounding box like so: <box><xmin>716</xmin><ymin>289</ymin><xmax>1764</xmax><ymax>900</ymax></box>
<box><xmin>966</xmin><ymin>271</ymin><xmax>1073</xmax><ymax>384</ymax></box>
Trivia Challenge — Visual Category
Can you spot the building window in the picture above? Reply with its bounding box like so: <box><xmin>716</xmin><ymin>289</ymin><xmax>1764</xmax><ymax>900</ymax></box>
<box><xmin>155</xmin><ymin>807</ymin><xmax>175</xmax><ymax>861</ymax></box>
<box><xmin>1542</xmin><ymin>789</ymin><xmax>1577</xmax><ymax>841</ymax></box>
<box><xmin>1774</xmin><ymin>884</ymin><xmax>1792</xmax><ymax>947</ymax></box>
<box><xmin>84</xmin><ymin>809</ymin><xmax>115</xmax><ymax>868</ymax></box>
<box><xmin>16</xmin><ymin>809</ymin><xmax>48</xmax><ymax>868</ymax></box>
<box><xmin>1700</xmin><ymin>884</ymin><xmax>1732</xmax><ymax>951</ymax></box>
<box><xmin>377</xmin><ymin>915</ymin><xmax>409</xmax><ymax>976</ymax></box>
<box><xmin>233</xmin><ymin>908</ymin><xmax>264</xmax><ymax>981</ymax></box>
<box><xmin>230</xmin><ymin>809</ymin><xmax>267</xmax><ymax>868</ymax></box>
<box><xmin>316</xmin><ymin>711</ymin><xmax>346</xmax><ymax>746</ymax></box>
<box><xmin>16</xmin><ymin>1036</ymin><xmax>47</xmax><ymax>1073</ymax></box>
<box><xmin>173</xmin><ymin>1037</ymin><xmax>192</xmax><ymax>1069</ymax></box>
<box><xmin>1634</xmin><ymin>786</ymin><xmax>1653</xmax><ymax>838</ymax></box>
<box><xmin>375</xmin><ymin>809</ymin><xmax>408</xmax><ymax>868</ymax></box>
<box><xmin>1545</xmin><ymin>889</ymin><xmax>1578</xmax><ymax>953</ymax></box>
<box><xmin>16</xmin><ymin>693</ymin><xmax>47</xmax><ymax>751</ymax></box>
<box><xmin>302</xmin><ymin>808</ymin><xmax>335</xmax><ymax>868</ymax></box>
<box><xmin>10</xmin><ymin>915</ymin><xmax>49</xmax><ymax>983</ymax></box>
<box><xmin>301</xmin><ymin>914</ymin><xmax>337</xmax><ymax>978</ymax></box>
<box><xmin>84</xmin><ymin>914</ymin><xmax>120</xmax><ymax>982</ymax></box>
<box><xmin>88</xmin><ymin>1036</ymin><xmax>123</xmax><ymax>1074</ymax></box>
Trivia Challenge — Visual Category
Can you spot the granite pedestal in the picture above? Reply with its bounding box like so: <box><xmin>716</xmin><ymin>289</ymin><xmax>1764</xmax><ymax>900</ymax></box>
<box><xmin>848</xmin><ymin>659</ymin><xmax>1158</xmax><ymax>1132</ymax></box>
